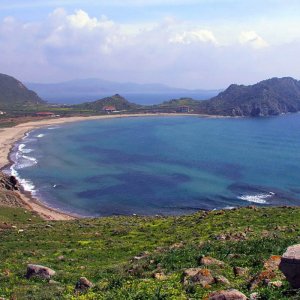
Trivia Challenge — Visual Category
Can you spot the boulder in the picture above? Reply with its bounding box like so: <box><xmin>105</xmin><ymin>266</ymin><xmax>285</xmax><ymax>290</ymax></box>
<box><xmin>208</xmin><ymin>289</ymin><xmax>247</xmax><ymax>300</ymax></box>
<box><xmin>26</xmin><ymin>264</ymin><xmax>55</xmax><ymax>280</ymax></box>
<box><xmin>199</xmin><ymin>256</ymin><xmax>225</xmax><ymax>267</ymax></box>
<box><xmin>75</xmin><ymin>277</ymin><xmax>94</xmax><ymax>290</ymax></box>
<box><xmin>183</xmin><ymin>268</ymin><xmax>215</xmax><ymax>287</ymax></box>
<box><xmin>279</xmin><ymin>244</ymin><xmax>300</xmax><ymax>288</ymax></box>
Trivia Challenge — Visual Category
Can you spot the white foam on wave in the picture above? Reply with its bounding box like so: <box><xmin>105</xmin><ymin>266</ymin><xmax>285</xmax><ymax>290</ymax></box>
<box><xmin>36</xmin><ymin>133</ymin><xmax>45</xmax><ymax>138</ymax></box>
<box><xmin>224</xmin><ymin>206</ymin><xmax>235</xmax><ymax>210</ymax></box>
<box><xmin>15</xmin><ymin>155</ymin><xmax>38</xmax><ymax>169</ymax></box>
<box><xmin>47</xmin><ymin>126</ymin><xmax>60</xmax><ymax>130</ymax></box>
<box><xmin>10</xmin><ymin>166</ymin><xmax>36</xmax><ymax>195</ymax></box>
<box><xmin>18</xmin><ymin>143</ymin><xmax>33</xmax><ymax>154</ymax></box>
<box><xmin>237</xmin><ymin>192</ymin><xmax>275</xmax><ymax>204</ymax></box>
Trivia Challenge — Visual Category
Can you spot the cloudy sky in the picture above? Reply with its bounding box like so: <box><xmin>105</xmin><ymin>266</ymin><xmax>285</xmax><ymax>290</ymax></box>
<box><xmin>1</xmin><ymin>0</ymin><xmax>300</xmax><ymax>89</ymax></box>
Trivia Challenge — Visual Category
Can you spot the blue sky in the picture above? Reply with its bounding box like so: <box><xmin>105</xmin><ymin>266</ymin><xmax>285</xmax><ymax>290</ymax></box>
<box><xmin>1</xmin><ymin>0</ymin><xmax>300</xmax><ymax>88</ymax></box>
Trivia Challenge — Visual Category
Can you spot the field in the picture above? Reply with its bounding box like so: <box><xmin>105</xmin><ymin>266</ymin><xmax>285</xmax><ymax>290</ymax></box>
<box><xmin>0</xmin><ymin>206</ymin><xmax>300</xmax><ymax>299</ymax></box>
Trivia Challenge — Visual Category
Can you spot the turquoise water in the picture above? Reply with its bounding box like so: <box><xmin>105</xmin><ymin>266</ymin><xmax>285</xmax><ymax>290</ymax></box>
<box><xmin>9</xmin><ymin>115</ymin><xmax>300</xmax><ymax>216</ymax></box>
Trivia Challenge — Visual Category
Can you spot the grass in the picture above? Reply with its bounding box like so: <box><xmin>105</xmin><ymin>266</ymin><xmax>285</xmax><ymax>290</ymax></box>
<box><xmin>0</xmin><ymin>206</ymin><xmax>300</xmax><ymax>299</ymax></box>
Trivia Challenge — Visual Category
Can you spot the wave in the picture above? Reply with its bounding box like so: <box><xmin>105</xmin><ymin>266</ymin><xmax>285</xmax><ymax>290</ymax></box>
<box><xmin>18</xmin><ymin>143</ymin><xmax>33</xmax><ymax>154</ymax></box>
<box><xmin>9</xmin><ymin>166</ymin><xmax>36</xmax><ymax>195</ymax></box>
<box><xmin>237</xmin><ymin>192</ymin><xmax>275</xmax><ymax>204</ymax></box>
<box><xmin>36</xmin><ymin>133</ymin><xmax>45</xmax><ymax>138</ymax></box>
<box><xmin>47</xmin><ymin>126</ymin><xmax>60</xmax><ymax>130</ymax></box>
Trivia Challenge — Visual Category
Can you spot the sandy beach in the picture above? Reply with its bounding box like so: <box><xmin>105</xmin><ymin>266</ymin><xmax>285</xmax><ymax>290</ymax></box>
<box><xmin>0</xmin><ymin>113</ymin><xmax>204</xmax><ymax>220</ymax></box>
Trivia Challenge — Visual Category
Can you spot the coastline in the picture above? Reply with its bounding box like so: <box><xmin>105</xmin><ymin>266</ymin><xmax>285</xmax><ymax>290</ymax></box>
<box><xmin>0</xmin><ymin>113</ymin><xmax>212</xmax><ymax>221</ymax></box>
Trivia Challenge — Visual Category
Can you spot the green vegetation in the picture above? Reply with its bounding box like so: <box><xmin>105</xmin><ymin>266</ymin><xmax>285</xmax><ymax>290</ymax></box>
<box><xmin>0</xmin><ymin>206</ymin><xmax>299</xmax><ymax>299</ymax></box>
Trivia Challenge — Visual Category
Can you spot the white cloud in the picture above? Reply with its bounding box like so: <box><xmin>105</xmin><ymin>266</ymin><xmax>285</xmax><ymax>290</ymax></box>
<box><xmin>169</xmin><ymin>29</ymin><xmax>218</xmax><ymax>45</ymax></box>
<box><xmin>1</xmin><ymin>8</ymin><xmax>300</xmax><ymax>88</ymax></box>
<box><xmin>239</xmin><ymin>31</ymin><xmax>269</xmax><ymax>49</ymax></box>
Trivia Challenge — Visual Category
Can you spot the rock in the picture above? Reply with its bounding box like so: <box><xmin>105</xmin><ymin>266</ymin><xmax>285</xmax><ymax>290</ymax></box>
<box><xmin>48</xmin><ymin>279</ymin><xmax>60</xmax><ymax>285</ymax></box>
<box><xmin>248</xmin><ymin>255</ymin><xmax>282</xmax><ymax>290</ymax></box>
<box><xmin>233</xmin><ymin>267</ymin><xmax>248</xmax><ymax>277</ymax></box>
<box><xmin>75</xmin><ymin>277</ymin><xmax>94</xmax><ymax>290</ymax></box>
<box><xmin>153</xmin><ymin>272</ymin><xmax>166</xmax><ymax>280</ymax></box>
<box><xmin>264</xmin><ymin>255</ymin><xmax>281</xmax><ymax>270</ymax></box>
<box><xmin>183</xmin><ymin>268</ymin><xmax>215</xmax><ymax>287</ymax></box>
<box><xmin>214</xmin><ymin>275</ymin><xmax>230</xmax><ymax>285</ymax></box>
<box><xmin>279</xmin><ymin>244</ymin><xmax>300</xmax><ymax>288</ymax></box>
<box><xmin>0</xmin><ymin>174</ymin><xmax>19</xmax><ymax>191</ymax></box>
<box><xmin>208</xmin><ymin>289</ymin><xmax>247</xmax><ymax>300</ymax></box>
<box><xmin>169</xmin><ymin>242</ymin><xmax>184</xmax><ymax>249</ymax></box>
<box><xmin>26</xmin><ymin>264</ymin><xmax>56</xmax><ymax>280</ymax></box>
<box><xmin>268</xmin><ymin>280</ymin><xmax>283</xmax><ymax>288</ymax></box>
<box><xmin>249</xmin><ymin>292</ymin><xmax>259</xmax><ymax>300</ymax></box>
<box><xmin>199</xmin><ymin>256</ymin><xmax>225</xmax><ymax>267</ymax></box>
<box><xmin>133</xmin><ymin>251</ymin><xmax>150</xmax><ymax>261</ymax></box>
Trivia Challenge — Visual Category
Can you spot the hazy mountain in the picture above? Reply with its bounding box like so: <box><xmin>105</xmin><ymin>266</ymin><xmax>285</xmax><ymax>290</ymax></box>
<box><xmin>198</xmin><ymin>77</ymin><xmax>300</xmax><ymax>116</ymax></box>
<box><xmin>26</xmin><ymin>79</ymin><xmax>221</xmax><ymax>105</ymax></box>
<box><xmin>0</xmin><ymin>74</ymin><xmax>44</xmax><ymax>108</ymax></box>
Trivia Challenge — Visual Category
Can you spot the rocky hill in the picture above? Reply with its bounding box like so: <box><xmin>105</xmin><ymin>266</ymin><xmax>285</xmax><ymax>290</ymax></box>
<box><xmin>0</xmin><ymin>73</ymin><xmax>44</xmax><ymax>108</ymax></box>
<box><xmin>0</xmin><ymin>172</ymin><xmax>24</xmax><ymax>207</ymax></box>
<box><xmin>198</xmin><ymin>77</ymin><xmax>300</xmax><ymax>116</ymax></box>
<box><xmin>74</xmin><ymin>94</ymin><xmax>139</xmax><ymax>111</ymax></box>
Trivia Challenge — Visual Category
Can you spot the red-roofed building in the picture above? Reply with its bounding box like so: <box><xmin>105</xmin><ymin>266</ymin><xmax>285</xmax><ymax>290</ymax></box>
<box><xmin>102</xmin><ymin>106</ymin><xmax>116</xmax><ymax>113</ymax></box>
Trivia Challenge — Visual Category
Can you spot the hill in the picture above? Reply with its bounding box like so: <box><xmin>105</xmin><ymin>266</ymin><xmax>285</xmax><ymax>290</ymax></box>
<box><xmin>0</xmin><ymin>198</ymin><xmax>299</xmax><ymax>299</ymax></box>
<box><xmin>0</xmin><ymin>74</ymin><xmax>44</xmax><ymax>108</ymax></box>
<box><xmin>198</xmin><ymin>77</ymin><xmax>300</xmax><ymax>116</ymax></box>
<box><xmin>74</xmin><ymin>94</ymin><xmax>140</xmax><ymax>112</ymax></box>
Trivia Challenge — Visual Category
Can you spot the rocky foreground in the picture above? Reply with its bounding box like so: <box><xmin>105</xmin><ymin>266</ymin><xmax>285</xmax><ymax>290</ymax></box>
<box><xmin>0</xmin><ymin>201</ymin><xmax>300</xmax><ymax>299</ymax></box>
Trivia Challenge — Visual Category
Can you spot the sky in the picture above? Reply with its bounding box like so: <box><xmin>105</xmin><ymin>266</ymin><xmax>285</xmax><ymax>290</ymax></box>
<box><xmin>1</xmin><ymin>0</ymin><xmax>300</xmax><ymax>89</ymax></box>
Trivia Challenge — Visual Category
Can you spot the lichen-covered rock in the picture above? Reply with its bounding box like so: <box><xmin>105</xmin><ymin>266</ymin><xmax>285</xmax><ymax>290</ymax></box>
<box><xmin>183</xmin><ymin>268</ymin><xmax>215</xmax><ymax>287</ymax></box>
<box><xmin>249</xmin><ymin>255</ymin><xmax>282</xmax><ymax>290</ymax></box>
<box><xmin>75</xmin><ymin>277</ymin><xmax>94</xmax><ymax>290</ymax></box>
<box><xmin>279</xmin><ymin>244</ymin><xmax>300</xmax><ymax>288</ymax></box>
<box><xmin>26</xmin><ymin>264</ymin><xmax>56</xmax><ymax>280</ymax></box>
<box><xmin>199</xmin><ymin>256</ymin><xmax>225</xmax><ymax>267</ymax></box>
<box><xmin>207</xmin><ymin>289</ymin><xmax>247</xmax><ymax>300</ymax></box>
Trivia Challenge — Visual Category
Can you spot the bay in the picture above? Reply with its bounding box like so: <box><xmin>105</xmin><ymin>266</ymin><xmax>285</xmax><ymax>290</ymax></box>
<box><xmin>9</xmin><ymin>114</ymin><xmax>300</xmax><ymax>216</ymax></box>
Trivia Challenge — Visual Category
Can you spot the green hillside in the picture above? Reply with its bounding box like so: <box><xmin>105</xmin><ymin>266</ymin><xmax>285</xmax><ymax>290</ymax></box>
<box><xmin>74</xmin><ymin>94</ymin><xmax>139</xmax><ymax>112</ymax></box>
<box><xmin>0</xmin><ymin>74</ymin><xmax>44</xmax><ymax>108</ymax></box>
<box><xmin>0</xmin><ymin>206</ymin><xmax>299</xmax><ymax>299</ymax></box>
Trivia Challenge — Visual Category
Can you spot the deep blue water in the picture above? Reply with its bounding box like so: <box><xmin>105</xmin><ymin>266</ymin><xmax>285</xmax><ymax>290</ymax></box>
<box><xmin>8</xmin><ymin>114</ymin><xmax>300</xmax><ymax>217</ymax></box>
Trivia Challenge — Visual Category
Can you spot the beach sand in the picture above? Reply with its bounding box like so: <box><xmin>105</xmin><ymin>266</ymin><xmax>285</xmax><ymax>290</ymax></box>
<box><xmin>0</xmin><ymin>113</ymin><xmax>204</xmax><ymax>220</ymax></box>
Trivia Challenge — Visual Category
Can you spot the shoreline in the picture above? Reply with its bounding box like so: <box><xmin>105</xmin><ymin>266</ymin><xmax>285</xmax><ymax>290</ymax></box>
<box><xmin>0</xmin><ymin>112</ymin><xmax>213</xmax><ymax>221</ymax></box>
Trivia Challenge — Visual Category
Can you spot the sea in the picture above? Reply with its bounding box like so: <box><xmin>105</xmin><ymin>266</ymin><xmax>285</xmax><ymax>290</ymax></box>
<box><xmin>6</xmin><ymin>114</ymin><xmax>300</xmax><ymax>217</ymax></box>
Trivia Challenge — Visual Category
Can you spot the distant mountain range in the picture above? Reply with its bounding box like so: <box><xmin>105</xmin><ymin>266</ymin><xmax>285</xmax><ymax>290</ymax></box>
<box><xmin>0</xmin><ymin>73</ymin><xmax>44</xmax><ymax>108</ymax></box>
<box><xmin>26</xmin><ymin>79</ymin><xmax>221</xmax><ymax>105</ymax></box>
<box><xmin>2</xmin><ymin>73</ymin><xmax>300</xmax><ymax>118</ymax></box>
